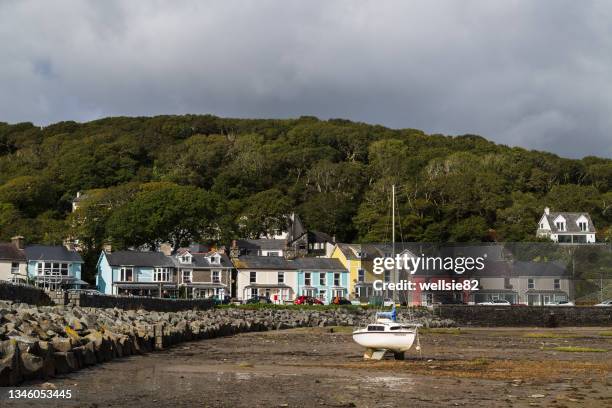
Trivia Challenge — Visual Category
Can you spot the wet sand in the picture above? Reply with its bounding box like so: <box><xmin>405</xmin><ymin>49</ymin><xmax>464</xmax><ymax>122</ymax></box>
<box><xmin>6</xmin><ymin>327</ymin><xmax>612</xmax><ymax>407</ymax></box>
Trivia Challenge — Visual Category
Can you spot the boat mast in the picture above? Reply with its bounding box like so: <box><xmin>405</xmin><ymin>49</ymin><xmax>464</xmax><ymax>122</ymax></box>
<box><xmin>392</xmin><ymin>184</ymin><xmax>397</xmax><ymax>304</ymax></box>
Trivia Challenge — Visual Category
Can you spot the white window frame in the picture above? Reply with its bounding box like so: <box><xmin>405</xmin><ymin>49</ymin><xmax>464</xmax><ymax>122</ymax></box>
<box><xmin>249</xmin><ymin>271</ymin><xmax>257</xmax><ymax>283</ymax></box>
<box><xmin>37</xmin><ymin>261</ymin><xmax>69</xmax><ymax>276</ymax></box>
<box><xmin>319</xmin><ymin>273</ymin><xmax>326</xmax><ymax>286</ymax></box>
<box><xmin>212</xmin><ymin>270</ymin><xmax>220</xmax><ymax>283</ymax></box>
<box><xmin>119</xmin><ymin>266</ymin><xmax>134</xmax><ymax>282</ymax></box>
<box><xmin>553</xmin><ymin>279</ymin><xmax>560</xmax><ymax>290</ymax></box>
<box><xmin>182</xmin><ymin>269</ymin><xmax>192</xmax><ymax>284</ymax></box>
<box><xmin>153</xmin><ymin>267</ymin><xmax>170</xmax><ymax>282</ymax></box>
<box><xmin>528</xmin><ymin>278</ymin><xmax>535</xmax><ymax>289</ymax></box>
<box><xmin>277</xmin><ymin>271</ymin><xmax>285</xmax><ymax>284</ymax></box>
<box><xmin>358</xmin><ymin>269</ymin><xmax>365</xmax><ymax>282</ymax></box>
<box><xmin>578</xmin><ymin>221</ymin><xmax>587</xmax><ymax>232</ymax></box>
<box><xmin>305</xmin><ymin>272</ymin><xmax>311</xmax><ymax>286</ymax></box>
<box><xmin>334</xmin><ymin>272</ymin><xmax>341</xmax><ymax>286</ymax></box>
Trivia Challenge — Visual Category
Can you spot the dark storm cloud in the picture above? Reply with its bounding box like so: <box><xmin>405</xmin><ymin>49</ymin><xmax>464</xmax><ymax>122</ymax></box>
<box><xmin>1</xmin><ymin>0</ymin><xmax>611</xmax><ymax>158</ymax></box>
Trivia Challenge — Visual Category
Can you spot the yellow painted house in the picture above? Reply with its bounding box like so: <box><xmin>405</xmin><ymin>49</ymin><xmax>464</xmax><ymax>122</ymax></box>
<box><xmin>330</xmin><ymin>243</ymin><xmax>391</xmax><ymax>302</ymax></box>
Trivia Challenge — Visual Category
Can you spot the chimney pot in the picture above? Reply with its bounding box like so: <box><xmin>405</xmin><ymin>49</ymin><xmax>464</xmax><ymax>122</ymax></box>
<box><xmin>11</xmin><ymin>236</ymin><xmax>24</xmax><ymax>250</ymax></box>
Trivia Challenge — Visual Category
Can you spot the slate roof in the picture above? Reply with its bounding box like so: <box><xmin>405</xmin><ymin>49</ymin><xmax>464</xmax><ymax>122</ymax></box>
<box><xmin>308</xmin><ymin>230</ymin><xmax>334</xmax><ymax>243</ymax></box>
<box><xmin>105</xmin><ymin>251</ymin><xmax>175</xmax><ymax>267</ymax></box>
<box><xmin>512</xmin><ymin>260</ymin><xmax>569</xmax><ymax>277</ymax></box>
<box><xmin>292</xmin><ymin>257</ymin><xmax>347</xmax><ymax>271</ymax></box>
<box><xmin>182</xmin><ymin>252</ymin><xmax>233</xmax><ymax>268</ymax></box>
<box><xmin>235</xmin><ymin>239</ymin><xmax>286</xmax><ymax>252</ymax></box>
<box><xmin>231</xmin><ymin>255</ymin><xmax>297</xmax><ymax>270</ymax></box>
<box><xmin>25</xmin><ymin>245</ymin><xmax>83</xmax><ymax>263</ymax></box>
<box><xmin>0</xmin><ymin>243</ymin><xmax>26</xmax><ymax>261</ymax></box>
<box><xmin>541</xmin><ymin>212</ymin><xmax>596</xmax><ymax>233</ymax></box>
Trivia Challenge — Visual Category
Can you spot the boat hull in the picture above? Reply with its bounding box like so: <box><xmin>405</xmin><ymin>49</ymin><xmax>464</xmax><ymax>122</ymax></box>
<box><xmin>352</xmin><ymin>330</ymin><xmax>416</xmax><ymax>352</ymax></box>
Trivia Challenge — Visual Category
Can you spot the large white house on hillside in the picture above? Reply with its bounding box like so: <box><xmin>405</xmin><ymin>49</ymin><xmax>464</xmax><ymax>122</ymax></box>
<box><xmin>536</xmin><ymin>207</ymin><xmax>596</xmax><ymax>244</ymax></box>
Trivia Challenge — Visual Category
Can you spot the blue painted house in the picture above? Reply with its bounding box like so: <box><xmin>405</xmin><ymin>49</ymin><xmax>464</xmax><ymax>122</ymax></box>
<box><xmin>24</xmin><ymin>244</ymin><xmax>84</xmax><ymax>290</ymax></box>
<box><xmin>293</xmin><ymin>258</ymin><xmax>349</xmax><ymax>304</ymax></box>
<box><xmin>96</xmin><ymin>250</ymin><xmax>178</xmax><ymax>297</ymax></box>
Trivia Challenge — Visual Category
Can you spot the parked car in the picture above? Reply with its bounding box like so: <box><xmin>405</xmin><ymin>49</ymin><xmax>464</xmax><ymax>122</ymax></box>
<box><xmin>594</xmin><ymin>299</ymin><xmax>612</xmax><ymax>307</ymax></box>
<box><xmin>294</xmin><ymin>295</ymin><xmax>323</xmax><ymax>305</ymax></box>
<box><xmin>245</xmin><ymin>295</ymin><xmax>272</xmax><ymax>304</ymax></box>
<box><xmin>549</xmin><ymin>300</ymin><xmax>575</xmax><ymax>307</ymax></box>
<box><xmin>332</xmin><ymin>297</ymin><xmax>352</xmax><ymax>305</ymax></box>
<box><xmin>383</xmin><ymin>298</ymin><xmax>395</xmax><ymax>307</ymax></box>
<box><xmin>215</xmin><ymin>295</ymin><xmax>232</xmax><ymax>305</ymax></box>
<box><xmin>477</xmin><ymin>299</ymin><xmax>511</xmax><ymax>306</ymax></box>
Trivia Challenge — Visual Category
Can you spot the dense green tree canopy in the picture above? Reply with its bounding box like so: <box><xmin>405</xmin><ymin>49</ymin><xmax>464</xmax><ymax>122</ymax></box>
<box><xmin>0</xmin><ymin>115</ymin><xmax>609</xmax><ymax>263</ymax></box>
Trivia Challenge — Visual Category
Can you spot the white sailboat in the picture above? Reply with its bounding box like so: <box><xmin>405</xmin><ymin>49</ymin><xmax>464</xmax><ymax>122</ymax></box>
<box><xmin>352</xmin><ymin>185</ymin><xmax>422</xmax><ymax>360</ymax></box>
<box><xmin>352</xmin><ymin>305</ymin><xmax>420</xmax><ymax>360</ymax></box>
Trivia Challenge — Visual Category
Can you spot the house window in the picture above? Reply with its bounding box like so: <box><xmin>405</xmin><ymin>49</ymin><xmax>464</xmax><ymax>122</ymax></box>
<box><xmin>250</xmin><ymin>287</ymin><xmax>258</xmax><ymax>298</ymax></box>
<box><xmin>358</xmin><ymin>269</ymin><xmax>365</xmax><ymax>282</ymax></box>
<box><xmin>36</xmin><ymin>262</ymin><xmax>69</xmax><ymax>276</ymax></box>
<box><xmin>153</xmin><ymin>267</ymin><xmax>170</xmax><ymax>282</ymax></box>
<box><xmin>267</xmin><ymin>251</ymin><xmax>280</xmax><ymax>257</ymax></box>
<box><xmin>578</xmin><ymin>221</ymin><xmax>587</xmax><ymax>232</ymax></box>
<box><xmin>179</xmin><ymin>254</ymin><xmax>192</xmax><ymax>264</ymax></box>
<box><xmin>305</xmin><ymin>272</ymin><xmax>311</xmax><ymax>286</ymax></box>
<box><xmin>278</xmin><ymin>272</ymin><xmax>284</xmax><ymax>284</ymax></box>
<box><xmin>182</xmin><ymin>270</ymin><xmax>192</xmax><ymax>284</ymax></box>
<box><xmin>555</xmin><ymin>221</ymin><xmax>566</xmax><ymax>231</ymax></box>
<box><xmin>10</xmin><ymin>262</ymin><xmax>19</xmax><ymax>273</ymax></box>
<box><xmin>320</xmin><ymin>273</ymin><xmax>326</xmax><ymax>286</ymax></box>
<box><xmin>212</xmin><ymin>270</ymin><xmax>220</xmax><ymax>283</ymax></box>
<box><xmin>504</xmin><ymin>277</ymin><xmax>511</xmax><ymax>289</ymax></box>
<box><xmin>553</xmin><ymin>279</ymin><xmax>560</xmax><ymax>290</ymax></box>
<box><xmin>249</xmin><ymin>272</ymin><xmax>257</xmax><ymax>283</ymax></box>
<box><xmin>119</xmin><ymin>267</ymin><xmax>134</xmax><ymax>282</ymax></box>
<box><xmin>540</xmin><ymin>223</ymin><xmax>544</xmax><ymax>229</ymax></box>
<box><xmin>384</xmin><ymin>270</ymin><xmax>391</xmax><ymax>283</ymax></box>
<box><xmin>334</xmin><ymin>273</ymin><xmax>341</xmax><ymax>286</ymax></box>
<box><xmin>319</xmin><ymin>289</ymin><xmax>327</xmax><ymax>302</ymax></box>
<box><xmin>528</xmin><ymin>278</ymin><xmax>534</xmax><ymax>289</ymax></box>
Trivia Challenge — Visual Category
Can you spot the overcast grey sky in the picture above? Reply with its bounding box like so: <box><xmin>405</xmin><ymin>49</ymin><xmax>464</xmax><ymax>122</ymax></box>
<box><xmin>1</xmin><ymin>0</ymin><xmax>611</xmax><ymax>158</ymax></box>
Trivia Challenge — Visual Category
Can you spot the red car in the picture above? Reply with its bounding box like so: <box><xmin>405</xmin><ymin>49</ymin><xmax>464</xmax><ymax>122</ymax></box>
<box><xmin>294</xmin><ymin>295</ymin><xmax>323</xmax><ymax>305</ymax></box>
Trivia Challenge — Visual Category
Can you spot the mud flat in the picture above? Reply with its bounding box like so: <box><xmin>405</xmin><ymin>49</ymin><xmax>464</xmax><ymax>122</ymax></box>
<box><xmin>5</xmin><ymin>327</ymin><xmax>612</xmax><ymax>408</ymax></box>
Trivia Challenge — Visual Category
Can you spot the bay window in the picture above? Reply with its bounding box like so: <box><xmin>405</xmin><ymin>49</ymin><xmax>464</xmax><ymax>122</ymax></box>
<box><xmin>153</xmin><ymin>267</ymin><xmax>170</xmax><ymax>282</ymax></box>
<box><xmin>36</xmin><ymin>262</ymin><xmax>69</xmax><ymax>276</ymax></box>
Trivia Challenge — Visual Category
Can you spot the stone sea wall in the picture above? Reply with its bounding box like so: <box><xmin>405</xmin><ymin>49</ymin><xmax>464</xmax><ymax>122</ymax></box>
<box><xmin>0</xmin><ymin>282</ymin><xmax>51</xmax><ymax>306</ymax></box>
<box><xmin>0</xmin><ymin>302</ymin><xmax>453</xmax><ymax>386</ymax></box>
<box><xmin>66</xmin><ymin>292</ymin><xmax>216</xmax><ymax>311</ymax></box>
<box><xmin>436</xmin><ymin>305</ymin><xmax>612</xmax><ymax>327</ymax></box>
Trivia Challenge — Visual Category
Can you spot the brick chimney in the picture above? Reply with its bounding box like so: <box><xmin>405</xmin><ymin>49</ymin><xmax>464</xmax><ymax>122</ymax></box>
<box><xmin>159</xmin><ymin>242</ymin><xmax>173</xmax><ymax>256</ymax></box>
<box><xmin>11</xmin><ymin>236</ymin><xmax>24</xmax><ymax>250</ymax></box>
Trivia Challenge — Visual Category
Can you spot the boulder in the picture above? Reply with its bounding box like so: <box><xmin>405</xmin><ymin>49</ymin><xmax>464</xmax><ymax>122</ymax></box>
<box><xmin>53</xmin><ymin>351</ymin><xmax>78</xmax><ymax>374</ymax></box>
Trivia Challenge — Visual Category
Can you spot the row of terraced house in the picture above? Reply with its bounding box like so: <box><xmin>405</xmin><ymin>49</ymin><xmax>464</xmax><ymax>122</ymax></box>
<box><xmin>0</xmin><ymin>209</ymin><xmax>602</xmax><ymax>305</ymax></box>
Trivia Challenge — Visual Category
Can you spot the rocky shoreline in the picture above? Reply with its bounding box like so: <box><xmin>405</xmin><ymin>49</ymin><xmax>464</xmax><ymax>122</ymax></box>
<box><xmin>0</xmin><ymin>301</ymin><xmax>454</xmax><ymax>386</ymax></box>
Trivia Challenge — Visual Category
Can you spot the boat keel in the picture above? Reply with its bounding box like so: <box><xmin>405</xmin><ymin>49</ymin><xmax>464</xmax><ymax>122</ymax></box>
<box><xmin>364</xmin><ymin>348</ymin><xmax>387</xmax><ymax>360</ymax></box>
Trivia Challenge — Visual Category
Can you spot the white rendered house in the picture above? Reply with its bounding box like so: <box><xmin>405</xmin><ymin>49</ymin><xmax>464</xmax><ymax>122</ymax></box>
<box><xmin>536</xmin><ymin>207</ymin><xmax>596</xmax><ymax>244</ymax></box>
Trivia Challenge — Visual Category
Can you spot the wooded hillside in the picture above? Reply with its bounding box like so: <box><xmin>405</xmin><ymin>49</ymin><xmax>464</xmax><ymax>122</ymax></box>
<box><xmin>0</xmin><ymin>114</ymin><xmax>610</xmax><ymax>256</ymax></box>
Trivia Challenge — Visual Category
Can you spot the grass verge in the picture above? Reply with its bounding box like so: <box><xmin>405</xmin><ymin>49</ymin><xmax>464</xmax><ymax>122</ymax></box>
<box><xmin>524</xmin><ymin>332</ymin><xmax>579</xmax><ymax>339</ymax></box>
<box><xmin>547</xmin><ymin>346</ymin><xmax>607</xmax><ymax>353</ymax></box>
